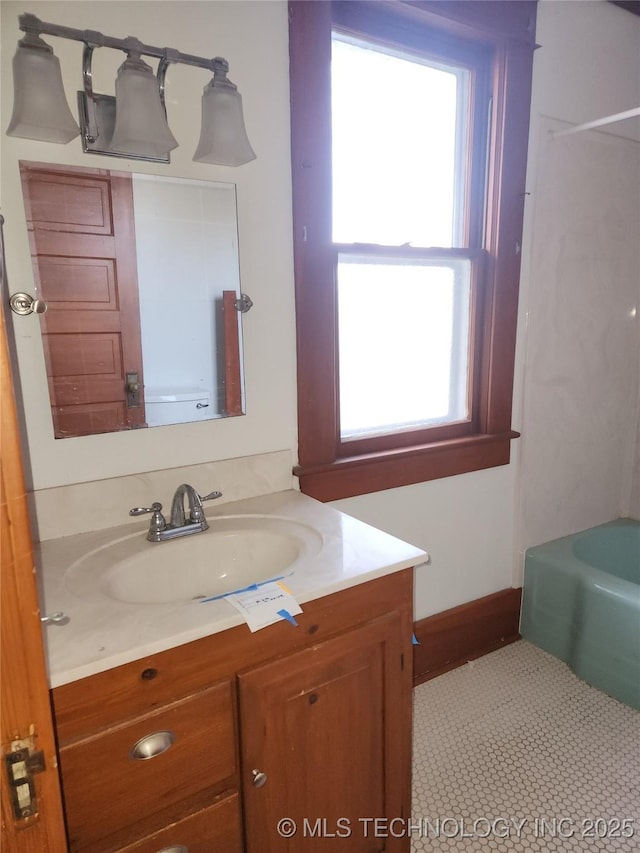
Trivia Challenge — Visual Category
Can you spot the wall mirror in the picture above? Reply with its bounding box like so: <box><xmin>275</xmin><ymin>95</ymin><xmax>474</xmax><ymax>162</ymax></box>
<box><xmin>19</xmin><ymin>161</ymin><xmax>246</xmax><ymax>439</ymax></box>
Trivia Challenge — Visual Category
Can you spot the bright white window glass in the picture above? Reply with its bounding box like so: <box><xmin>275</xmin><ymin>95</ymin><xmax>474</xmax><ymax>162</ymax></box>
<box><xmin>331</xmin><ymin>34</ymin><xmax>469</xmax><ymax>248</ymax></box>
<box><xmin>337</xmin><ymin>256</ymin><xmax>471</xmax><ymax>440</ymax></box>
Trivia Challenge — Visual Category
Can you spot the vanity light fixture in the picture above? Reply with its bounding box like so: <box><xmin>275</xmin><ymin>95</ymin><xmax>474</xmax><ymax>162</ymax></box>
<box><xmin>6</xmin><ymin>13</ymin><xmax>256</xmax><ymax>166</ymax></box>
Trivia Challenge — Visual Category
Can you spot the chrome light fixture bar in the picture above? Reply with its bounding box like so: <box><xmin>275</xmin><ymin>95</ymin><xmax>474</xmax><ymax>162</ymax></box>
<box><xmin>6</xmin><ymin>13</ymin><xmax>256</xmax><ymax>166</ymax></box>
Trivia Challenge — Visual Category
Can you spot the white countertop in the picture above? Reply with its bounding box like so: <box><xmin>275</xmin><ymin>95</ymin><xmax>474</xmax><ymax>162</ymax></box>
<box><xmin>36</xmin><ymin>490</ymin><xmax>428</xmax><ymax>687</ymax></box>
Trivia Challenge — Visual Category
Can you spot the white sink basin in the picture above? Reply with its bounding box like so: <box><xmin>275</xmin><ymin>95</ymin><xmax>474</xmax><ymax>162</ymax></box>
<box><xmin>65</xmin><ymin>515</ymin><xmax>323</xmax><ymax>605</ymax></box>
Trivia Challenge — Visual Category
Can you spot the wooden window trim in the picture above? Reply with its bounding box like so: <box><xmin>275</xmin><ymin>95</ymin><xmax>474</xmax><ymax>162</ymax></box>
<box><xmin>290</xmin><ymin>0</ymin><xmax>536</xmax><ymax>501</ymax></box>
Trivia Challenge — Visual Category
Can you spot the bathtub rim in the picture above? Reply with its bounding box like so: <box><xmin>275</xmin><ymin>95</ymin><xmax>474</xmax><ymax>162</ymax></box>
<box><xmin>525</xmin><ymin>517</ymin><xmax>640</xmax><ymax>595</ymax></box>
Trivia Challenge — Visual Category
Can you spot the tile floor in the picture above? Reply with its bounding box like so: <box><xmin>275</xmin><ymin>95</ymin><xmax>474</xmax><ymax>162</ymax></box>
<box><xmin>411</xmin><ymin>640</ymin><xmax>640</xmax><ymax>851</ymax></box>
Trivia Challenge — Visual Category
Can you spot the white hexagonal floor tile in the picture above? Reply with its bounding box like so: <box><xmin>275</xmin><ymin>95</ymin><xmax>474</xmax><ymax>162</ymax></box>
<box><xmin>410</xmin><ymin>641</ymin><xmax>639</xmax><ymax>851</ymax></box>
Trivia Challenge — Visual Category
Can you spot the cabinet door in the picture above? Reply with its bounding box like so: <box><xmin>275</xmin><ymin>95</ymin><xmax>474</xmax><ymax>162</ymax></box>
<box><xmin>239</xmin><ymin>613</ymin><xmax>409</xmax><ymax>852</ymax></box>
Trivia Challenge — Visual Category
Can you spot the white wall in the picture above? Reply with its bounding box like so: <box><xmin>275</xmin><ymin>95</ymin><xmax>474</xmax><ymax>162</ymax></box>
<box><xmin>332</xmin><ymin>465</ymin><xmax>518</xmax><ymax>618</ymax></box>
<box><xmin>2</xmin><ymin>1</ymin><xmax>639</xmax><ymax>622</ymax></box>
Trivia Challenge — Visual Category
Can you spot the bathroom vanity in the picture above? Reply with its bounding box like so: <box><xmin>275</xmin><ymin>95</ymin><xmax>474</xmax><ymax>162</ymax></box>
<box><xmin>38</xmin><ymin>490</ymin><xmax>426</xmax><ymax>852</ymax></box>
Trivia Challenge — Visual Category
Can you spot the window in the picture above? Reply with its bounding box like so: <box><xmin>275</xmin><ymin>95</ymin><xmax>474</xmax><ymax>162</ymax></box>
<box><xmin>290</xmin><ymin>1</ymin><xmax>537</xmax><ymax>501</ymax></box>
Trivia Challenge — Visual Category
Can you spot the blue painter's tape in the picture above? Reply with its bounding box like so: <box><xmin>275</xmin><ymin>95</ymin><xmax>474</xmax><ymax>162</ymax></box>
<box><xmin>198</xmin><ymin>576</ymin><xmax>286</xmax><ymax>604</ymax></box>
<box><xmin>412</xmin><ymin>632</ymin><xmax>420</xmax><ymax>645</ymax></box>
<box><xmin>277</xmin><ymin>608</ymin><xmax>299</xmax><ymax>627</ymax></box>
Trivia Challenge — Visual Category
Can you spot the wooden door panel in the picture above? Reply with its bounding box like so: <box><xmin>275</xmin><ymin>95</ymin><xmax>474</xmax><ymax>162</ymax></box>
<box><xmin>44</xmin><ymin>312</ymin><xmax>122</xmax><ymax>335</ymax></box>
<box><xmin>29</xmin><ymin>231</ymin><xmax>115</xmax><ymax>258</ymax></box>
<box><xmin>36</xmin><ymin>256</ymin><xmax>117</xmax><ymax>309</ymax></box>
<box><xmin>53</xmin><ymin>402</ymin><xmax>129</xmax><ymax>438</ymax></box>
<box><xmin>239</xmin><ymin>613</ymin><xmax>404</xmax><ymax>853</ymax></box>
<box><xmin>20</xmin><ymin>162</ymin><xmax>145</xmax><ymax>436</ymax></box>
<box><xmin>49</xmin><ymin>376</ymin><xmax>132</xmax><ymax>406</ymax></box>
<box><xmin>281</xmin><ymin>655</ymin><xmax>384</xmax><ymax>818</ymax></box>
<box><xmin>21</xmin><ymin>171</ymin><xmax>114</xmax><ymax>234</ymax></box>
<box><xmin>46</xmin><ymin>333</ymin><xmax>123</xmax><ymax>378</ymax></box>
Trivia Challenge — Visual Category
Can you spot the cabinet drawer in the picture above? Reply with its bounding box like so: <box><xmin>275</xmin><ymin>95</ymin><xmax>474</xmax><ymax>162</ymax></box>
<box><xmin>119</xmin><ymin>794</ymin><xmax>243</xmax><ymax>853</ymax></box>
<box><xmin>60</xmin><ymin>682</ymin><xmax>236</xmax><ymax>851</ymax></box>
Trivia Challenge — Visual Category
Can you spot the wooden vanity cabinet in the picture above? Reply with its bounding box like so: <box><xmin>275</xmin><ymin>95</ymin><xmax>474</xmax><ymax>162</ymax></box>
<box><xmin>51</xmin><ymin>570</ymin><xmax>414</xmax><ymax>853</ymax></box>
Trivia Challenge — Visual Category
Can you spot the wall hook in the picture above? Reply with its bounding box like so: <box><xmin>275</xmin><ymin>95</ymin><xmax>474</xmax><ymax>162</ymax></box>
<box><xmin>40</xmin><ymin>611</ymin><xmax>69</xmax><ymax>626</ymax></box>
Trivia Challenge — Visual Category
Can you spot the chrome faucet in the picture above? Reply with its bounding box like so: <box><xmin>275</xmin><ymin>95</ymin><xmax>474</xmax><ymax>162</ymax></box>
<box><xmin>130</xmin><ymin>484</ymin><xmax>222</xmax><ymax>542</ymax></box>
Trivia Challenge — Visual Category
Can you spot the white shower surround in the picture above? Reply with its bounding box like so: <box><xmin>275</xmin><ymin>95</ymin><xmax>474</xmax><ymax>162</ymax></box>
<box><xmin>515</xmin><ymin>0</ymin><xmax>640</xmax><ymax>554</ymax></box>
<box><xmin>518</xmin><ymin>121</ymin><xmax>640</xmax><ymax>547</ymax></box>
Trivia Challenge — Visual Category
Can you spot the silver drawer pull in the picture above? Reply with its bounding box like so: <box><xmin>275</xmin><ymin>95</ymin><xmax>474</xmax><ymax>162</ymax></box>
<box><xmin>130</xmin><ymin>730</ymin><xmax>175</xmax><ymax>760</ymax></box>
<box><xmin>156</xmin><ymin>847</ymin><xmax>188</xmax><ymax>853</ymax></box>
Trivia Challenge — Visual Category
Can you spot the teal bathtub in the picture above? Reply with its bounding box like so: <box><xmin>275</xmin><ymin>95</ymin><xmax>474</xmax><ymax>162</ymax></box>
<box><xmin>520</xmin><ymin>519</ymin><xmax>640</xmax><ymax>710</ymax></box>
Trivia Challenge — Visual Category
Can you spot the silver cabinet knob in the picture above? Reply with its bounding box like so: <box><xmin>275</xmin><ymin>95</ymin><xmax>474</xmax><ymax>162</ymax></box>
<box><xmin>130</xmin><ymin>730</ymin><xmax>175</xmax><ymax>760</ymax></box>
<box><xmin>251</xmin><ymin>768</ymin><xmax>267</xmax><ymax>788</ymax></box>
<box><xmin>156</xmin><ymin>847</ymin><xmax>188</xmax><ymax>853</ymax></box>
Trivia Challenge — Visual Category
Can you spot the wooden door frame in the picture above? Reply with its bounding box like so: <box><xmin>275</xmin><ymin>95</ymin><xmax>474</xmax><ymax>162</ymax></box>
<box><xmin>1</xmin><ymin>223</ymin><xmax>67</xmax><ymax>850</ymax></box>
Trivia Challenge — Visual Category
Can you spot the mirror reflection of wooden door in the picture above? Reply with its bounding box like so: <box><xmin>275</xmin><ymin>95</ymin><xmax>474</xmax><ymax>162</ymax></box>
<box><xmin>1</xmin><ymin>297</ymin><xmax>67</xmax><ymax>849</ymax></box>
<box><xmin>20</xmin><ymin>162</ymin><xmax>146</xmax><ymax>438</ymax></box>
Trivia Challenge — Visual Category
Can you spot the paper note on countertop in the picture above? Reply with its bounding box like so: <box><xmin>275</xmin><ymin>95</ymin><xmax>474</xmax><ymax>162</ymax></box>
<box><xmin>225</xmin><ymin>581</ymin><xmax>303</xmax><ymax>632</ymax></box>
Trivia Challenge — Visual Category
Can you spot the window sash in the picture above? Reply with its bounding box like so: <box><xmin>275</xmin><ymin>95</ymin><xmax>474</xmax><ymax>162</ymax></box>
<box><xmin>334</xmin><ymin>245</ymin><xmax>484</xmax><ymax>455</ymax></box>
<box><xmin>337</xmin><ymin>257</ymin><xmax>472</xmax><ymax>440</ymax></box>
<box><xmin>330</xmin><ymin>31</ymin><xmax>471</xmax><ymax>250</ymax></box>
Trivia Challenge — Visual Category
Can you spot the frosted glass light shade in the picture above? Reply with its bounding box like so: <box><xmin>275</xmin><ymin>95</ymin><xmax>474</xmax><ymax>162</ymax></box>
<box><xmin>6</xmin><ymin>36</ymin><xmax>79</xmax><ymax>143</ymax></box>
<box><xmin>109</xmin><ymin>54</ymin><xmax>178</xmax><ymax>158</ymax></box>
<box><xmin>193</xmin><ymin>75</ymin><xmax>256</xmax><ymax>166</ymax></box>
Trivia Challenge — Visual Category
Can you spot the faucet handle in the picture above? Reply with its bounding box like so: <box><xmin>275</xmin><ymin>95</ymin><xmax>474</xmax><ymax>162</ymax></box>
<box><xmin>129</xmin><ymin>502</ymin><xmax>167</xmax><ymax>535</ymax></box>
<box><xmin>130</xmin><ymin>501</ymin><xmax>163</xmax><ymax>516</ymax></box>
<box><xmin>188</xmin><ymin>490</ymin><xmax>222</xmax><ymax>524</ymax></box>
